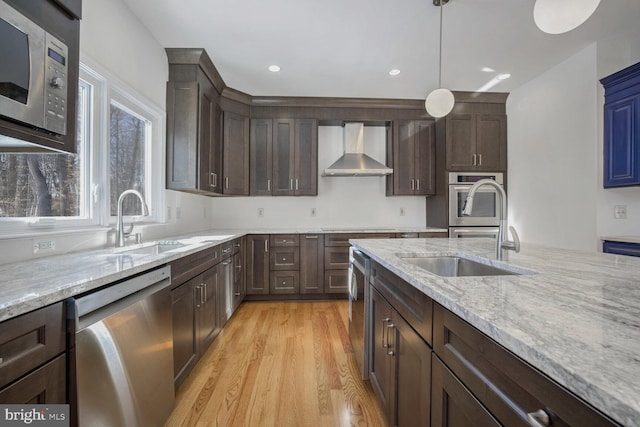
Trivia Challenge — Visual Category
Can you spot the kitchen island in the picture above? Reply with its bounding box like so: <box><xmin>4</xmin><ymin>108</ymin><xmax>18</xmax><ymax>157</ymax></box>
<box><xmin>349</xmin><ymin>237</ymin><xmax>640</xmax><ymax>426</ymax></box>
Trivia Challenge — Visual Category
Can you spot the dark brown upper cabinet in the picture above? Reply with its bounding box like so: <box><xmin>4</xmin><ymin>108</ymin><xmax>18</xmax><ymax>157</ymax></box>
<box><xmin>222</xmin><ymin>112</ymin><xmax>250</xmax><ymax>195</ymax></box>
<box><xmin>166</xmin><ymin>50</ymin><xmax>223</xmax><ymax>195</ymax></box>
<box><xmin>250</xmin><ymin>118</ymin><xmax>318</xmax><ymax>196</ymax></box>
<box><xmin>445</xmin><ymin>113</ymin><xmax>507</xmax><ymax>172</ymax></box>
<box><xmin>387</xmin><ymin>120</ymin><xmax>436</xmax><ymax>196</ymax></box>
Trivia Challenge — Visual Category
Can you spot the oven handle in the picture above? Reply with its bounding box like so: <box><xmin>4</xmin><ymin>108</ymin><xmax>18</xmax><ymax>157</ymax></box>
<box><xmin>450</xmin><ymin>185</ymin><xmax>500</xmax><ymax>193</ymax></box>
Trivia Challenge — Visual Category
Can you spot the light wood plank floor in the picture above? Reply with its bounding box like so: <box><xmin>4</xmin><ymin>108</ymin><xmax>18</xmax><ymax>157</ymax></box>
<box><xmin>164</xmin><ymin>300</ymin><xmax>387</xmax><ymax>427</ymax></box>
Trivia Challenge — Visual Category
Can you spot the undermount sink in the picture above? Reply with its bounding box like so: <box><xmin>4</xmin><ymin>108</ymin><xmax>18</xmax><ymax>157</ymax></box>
<box><xmin>399</xmin><ymin>255</ymin><xmax>521</xmax><ymax>277</ymax></box>
<box><xmin>112</xmin><ymin>241</ymin><xmax>187</xmax><ymax>255</ymax></box>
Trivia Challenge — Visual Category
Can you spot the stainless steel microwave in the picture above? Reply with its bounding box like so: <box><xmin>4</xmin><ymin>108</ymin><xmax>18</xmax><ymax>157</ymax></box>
<box><xmin>0</xmin><ymin>0</ymin><xmax>69</xmax><ymax>135</ymax></box>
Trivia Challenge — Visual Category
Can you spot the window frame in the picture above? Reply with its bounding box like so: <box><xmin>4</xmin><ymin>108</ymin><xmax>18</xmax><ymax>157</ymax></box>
<box><xmin>0</xmin><ymin>60</ymin><xmax>166</xmax><ymax>234</ymax></box>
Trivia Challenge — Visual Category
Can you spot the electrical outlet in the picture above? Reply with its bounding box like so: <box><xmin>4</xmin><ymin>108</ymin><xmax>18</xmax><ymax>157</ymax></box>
<box><xmin>311</xmin><ymin>208</ymin><xmax>316</xmax><ymax>217</ymax></box>
<box><xmin>33</xmin><ymin>239</ymin><xmax>56</xmax><ymax>255</ymax></box>
<box><xmin>258</xmin><ymin>208</ymin><xmax>264</xmax><ymax>217</ymax></box>
<box><xmin>400</xmin><ymin>207</ymin><xmax>406</xmax><ymax>216</ymax></box>
<box><xmin>614</xmin><ymin>205</ymin><xmax>627</xmax><ymax>219</ymax></box>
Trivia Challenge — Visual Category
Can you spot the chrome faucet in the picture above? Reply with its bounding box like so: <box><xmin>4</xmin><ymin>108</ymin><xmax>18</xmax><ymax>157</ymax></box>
<box><xmin>462</xmin><ymin>179</ymin><xmax>520</xmax><ymax>260</ymax></box>
<box><xmin>116</xmin><ymin>189</ymin><xmax>149</xmax><ymax>248</ymax></box>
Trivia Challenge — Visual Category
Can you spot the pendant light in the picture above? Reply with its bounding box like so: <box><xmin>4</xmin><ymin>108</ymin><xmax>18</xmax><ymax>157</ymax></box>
<box><xmin>533</xmin><ymin>0</ymin><xmax>600</xmax><ymax>35</ymax></box>
<box><xmin>425</xmin><ymin>0</ymin><xmax>454</xmax><ymax>118</ymax></box>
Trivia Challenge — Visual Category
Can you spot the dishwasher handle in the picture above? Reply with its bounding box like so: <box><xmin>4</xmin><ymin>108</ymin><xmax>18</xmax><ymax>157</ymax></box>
<box><xmin>72</xmin><ymin>266</ymin><xmax>171</xmax><ymax>331</ymax></box>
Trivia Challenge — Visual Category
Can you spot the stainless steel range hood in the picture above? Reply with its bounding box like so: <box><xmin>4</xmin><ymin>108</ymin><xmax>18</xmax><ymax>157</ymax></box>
<box><xmin>322</xmin><ymin>123</ymin><xmax>393</xmax><ymax>177</ymax></box>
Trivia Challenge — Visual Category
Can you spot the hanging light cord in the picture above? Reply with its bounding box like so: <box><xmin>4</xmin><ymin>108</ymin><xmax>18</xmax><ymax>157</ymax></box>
<box><xmin>438</xmin><ymin>0</ymin><xmax>443</xmax><ymax>88</ymax></box>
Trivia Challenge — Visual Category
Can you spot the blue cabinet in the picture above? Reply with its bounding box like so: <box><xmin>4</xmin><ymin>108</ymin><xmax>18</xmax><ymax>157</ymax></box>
<box><xmin>603</xmin><ymin>240</ymin><xmax>640</xmax><ymax>257</ymax></box>
<box><xmin>600</xmin><ymin>62</ymin><xmax>640</xmax><ymax>188</ymax></box>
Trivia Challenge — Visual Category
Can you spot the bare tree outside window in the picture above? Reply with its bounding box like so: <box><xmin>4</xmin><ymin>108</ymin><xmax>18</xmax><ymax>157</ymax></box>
<box><xmin>109</xmin><ymin>103</ymin><xmax>147</xmax><ymax>216</ymax></box>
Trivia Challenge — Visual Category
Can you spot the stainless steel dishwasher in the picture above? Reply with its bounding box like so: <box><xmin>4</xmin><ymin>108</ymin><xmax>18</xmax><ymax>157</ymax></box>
<box><xmin>69</xmin><ymin>265</ymin><xmax>174</xmax><ymax>427</ymax></box>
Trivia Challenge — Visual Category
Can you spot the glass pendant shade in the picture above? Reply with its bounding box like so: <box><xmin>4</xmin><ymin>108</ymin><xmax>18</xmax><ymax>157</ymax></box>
<box><xmin>533</xmin><ymin>0</ymin><xmax>600</xmax><ymax>34</ymax></box>
<box><xmin>425</xmin><ymin>88</ymin><xmax>455</xmax><ymax>118</ymax></box>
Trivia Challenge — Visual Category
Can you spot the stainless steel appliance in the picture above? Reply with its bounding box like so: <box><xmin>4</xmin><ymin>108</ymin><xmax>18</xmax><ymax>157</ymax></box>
<box><xmin>348</xmin><ymin>247</ymin><xmax>370</xmax><ymax>380</ymax></box>
<box><xmin>448</xmin><ymin>172</ymin><xmax>503</xmax><ymax>235</ymax></box>
<box><xmin>69</xmin><ymin>266</ymin><xmax>174</xmax><ymax>427</ymax></box>
<box><xmin>0</xmin><ymin>0</ymin><xmax>69</xmax><ymax>135</ymax></box>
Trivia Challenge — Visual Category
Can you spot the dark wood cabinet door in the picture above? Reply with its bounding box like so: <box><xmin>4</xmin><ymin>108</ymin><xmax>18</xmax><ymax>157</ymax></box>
<box><xmin>475</xmin><ymin>114</ymin><xmax>507</xmax><ymax>171</ymax></box>
<box><xmin>223</xmin><ymin>112</ymin><xmax>250</xmax><ymax>195</ymax></box>
<box><xmin>300</xmin><ymin>234</ymin><xmax>324</xmax><ymax>294</ymax></box>
<box><xmin>392</xmin><ymin>120</ymin><xmax>416</xmax><ymax>195</ymax></box>
<box><xmin>414</xmin><ymin>120</ymin><xmax>436</xmax><ymax>195</ymax></box>
<box><xmin>172</xmin><ymin>279</ymin><xmax>198</xmax><ymax>388</ymax></box>
<box><xmin>294</xmin><ymin>119</ymin><xmax>318</xmax><ymax>195</ymax></box>
<box><xmin>369</xmin><ymin>286</ymin><xmax>395</xmax><ymax>424</ymax></box>
<box><xmin>446</xmin><ymin>114</ymin><xmax>476</xmax><ymax>171</ymax></box>
<box><xmin>270</xmin><ymin>247</ymin><xmax>300</xmax><ymax>271</ymax></box>
<box><xmin>250</xmin><ymin>119</ymin><xmax>273</xmax><ymax>195</ymax></box>
<box><xmin>198</xmin><ymin>83</ymin><xmax>217</xmax><ymax>193</ymax></box>
<box><xmin>270</xmin><ymin>271</ymin><xmax>300</xmax><ymax>294</ymax></box>
<box><xmin>211</xmin><ymin>102</ymin><xmax>224</xmax><ymax>192</ymax></box>
<box><xmin>0</xmin><ymin>355</ymin><xmax>66</xmax><ymax>404</ymax></box>
<box><xmin>166</xmin><ymin>81</ymin><xmax>199</xmax><ymax>190</ymax></box>
<box><xmin>197</xmin><ymin>266</ymin><xmax>219</xmax><ymax>353</ymax></box>
<box><xmin>246</xmin><ymin>235</ymin><xmax>270</xmax><ymax>295</ymax></box>
<box><xmin>394</xmin><ymin>313</ymin><xmax>431</xmax><ymax>427</ymax></box>
<box><xmin>431</xmin><ymin>354</ymin><xmax>500</xmax><ymax>427</ymax></box>
<box><xmin>272</xmin><ymin>119</ymin><xmax>296</xmax><ymax>195</ymax></box>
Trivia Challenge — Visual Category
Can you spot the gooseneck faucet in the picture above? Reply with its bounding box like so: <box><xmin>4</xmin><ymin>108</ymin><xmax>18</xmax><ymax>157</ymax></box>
<box><xmin>116</xmin><ymin>189</ymin><xmax>149</xmax><ymax>247</ymax></box>
<box><xmin>462</xmin><ymin>179</ymin><xmax>520</xmax><ymax>260</ymax></box>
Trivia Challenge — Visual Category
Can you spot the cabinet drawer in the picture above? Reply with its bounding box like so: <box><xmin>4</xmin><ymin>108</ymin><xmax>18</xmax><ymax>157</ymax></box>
<box><xmin>0</xmin><ymin>302</ymin><xmax>65</xmax><ymax>389</ymax></box>
<box><xmin>396</xmin><ymin>232</ymin><xmax>418</xmax><ymax>238</ymax></box>
<box><xmin>232</xmin><ymin>238</ymin><xmax>243</xmax><ymax>255</ymax></box>
<box><xmin>433</xmin><ymin>303</ymin><xmax>619</xmax><ymax>427</ymax></box>
<box><xmin>170</xmin><ymin>246</ymin><xmax>219</xmax><ymax>287</ymax></box>
<box><xmin>270</xmin><ymin>271</ymin><xmax>299</xmax><ymax>294</ymax></box>
<box><xmin>0</xmin><ymin>354</ymin><xmax>66</xmax><ymax>404</ymax></box>
<box><xmin>270</xmin><ymin>247</ymin><xmax>300</xmax><ymax>270</ymax></box>
<box><xmin>370</xmin><ymin>262</ymin><xmax>432</xmax><ymax>346</ymax></box>
<box><xmin>324</xmin><ymin>247</ymin><xmax>349</xmax><ymax>269</ymax></box>
<box><xmin>324</xmin><ymin>270</ymin><xmax>349</xmax><ymax>293</ymax></box>
<box><xmin>270</xmin><ymin>234</ymin><xmax>299</xmax><ymax>247</ymax></box>
<box><xmin>324</xmin><ymin>233</ymin><xmax>394</xmax><ymax>247</ymax></box>
<box><xmin>220</xmin><ymin>241</ymin><xmax>235</xmax><ymax>259</ymax></box>
<box><xmin>603</xmin><ymin>240</ymin><xmax>640</xmax><ymax>257</ymax></box>
<box><xmin>419</xmin><ymin>232</ymin><xmax>448</xmax><ymax>238</ymax></box>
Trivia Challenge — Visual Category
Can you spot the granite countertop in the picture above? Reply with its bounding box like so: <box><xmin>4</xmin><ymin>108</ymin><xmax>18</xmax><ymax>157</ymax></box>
<box><xmin>0</xmin><ymin>227</ymin><xmax>447</xmax><ymax>323</ymax></box>
<box><xmin>349</xmin><ymin>237</ymin><xmax>640</xmax><ymax>426</ymax></box>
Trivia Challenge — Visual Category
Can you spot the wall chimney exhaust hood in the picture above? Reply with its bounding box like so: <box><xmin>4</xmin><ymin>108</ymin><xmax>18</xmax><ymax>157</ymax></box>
<box><xmin>322</xmin><ymin>123</ymin><xmax>393</xmax><ymax>177</ymax></box>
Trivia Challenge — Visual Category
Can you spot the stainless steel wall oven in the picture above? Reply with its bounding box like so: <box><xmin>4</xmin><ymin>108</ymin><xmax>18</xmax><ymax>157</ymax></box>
<box><xmin>448</xmin><ymin>172</ymin><xmax>504</xmax><ymax>237</ymax></box>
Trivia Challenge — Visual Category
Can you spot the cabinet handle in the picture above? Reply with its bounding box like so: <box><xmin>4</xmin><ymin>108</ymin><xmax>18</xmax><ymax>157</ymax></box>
<box><xmin>195</xmin><ymin>285</ymin><xmax>201</xmax><ymax>308</ymax></box>
<box><xmin>526</xmin><ymin>409</ymin><xmax>550</xmax><ymax>427</ymax></box>
<box><xmin>472</xmin><ymin>154</ymin><xmax>477</xmax><ymax>165</ymax></box>
<box><xmin>225</xmin><ymin>177</ymin><xmax>229</xmax><ymax>188</ymax></box>
<box><xmin>478</xmin><ymin>153</ymin><xmax>482</xmax><ymax>165</ymax></box>
<box><xmin>295</xmin><ymin>179</ymin><xmax>299</xmax><ymax>190</ymax></box>
<box><xmin>234</xmin><ymin>292</ymin><xmax>241</xmax><ymax>296</ymax></box>
<box><xmin>282</xmin><ymin>257</ymin><xmax>286</xmax><ymax>261</ymax></box>
<box><xmin>382</xmin><ymin>317</ymin><xmax>391</xmax><ymax>348</ymax></box>
<box><xmin>267</xmin><ymin>179</ymin><xmax>271</xmax><ymax>192</ymax></box>
<box><xmin>290</xmin><ymin>179</ymin><xmax>293</xmax><ymax>190</ymax></box>
<box><xmin>223</xmin><ymin>247</ymin><xmax>231</xmax><ymax>254</ymax></box>
<box><xmin>416</xmin><ymin>179</ymin><xmax>420</xmax><ymax>190</ymax></box>
<box><xmin>386</xmin><ymin>323</ymin><xmax>395</xmax><ymax>355</ymax></box>
<box><xmin>410</xmin><ymin>179</ymin><xmax>415</xmax><ymax>190</ymax></box>
<box><xmin>282</xmin><ymin>281</ymin><xmax>286</xmax><ymax>285</ymax></box>
<box><xmin>223</xmin><ymin>259</ymin><xmax>233</xmax><ymax>265</ymax></box>
<box><xmin>202</xmin><ymin>283</ymin><xmax>207</xmax><ymax>303</ymax></box>
<box><xmin>264</xmin><ymin>239</ymin><xmax>268</xmax><ymax>252</ymax></box>
<box><xmin>213</xmin><ymin>173</ymin><xmax>217</xmax><ymax>188</ymax></box>
<box><xmin>305</xmin><ymin>235</ymin><xmax>318</xmax><ymax>239</ymax></box>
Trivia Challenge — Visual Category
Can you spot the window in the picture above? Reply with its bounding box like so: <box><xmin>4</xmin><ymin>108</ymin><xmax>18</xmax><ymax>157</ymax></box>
<box><xmin>0</xmin><ymin>62</ymin><xmax>164</xmax><ymax>230</ymax></box>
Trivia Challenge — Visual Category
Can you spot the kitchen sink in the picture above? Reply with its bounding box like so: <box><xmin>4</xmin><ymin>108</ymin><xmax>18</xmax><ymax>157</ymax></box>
<box><xmin>399</xmin><ymin>255</ymin><xmax>522</xmax><ymax>277</ymax></box>
<box><xmin>112</xmin><ymin>241</ymin><xmax>187</xmax><ymax>255</ymax></box>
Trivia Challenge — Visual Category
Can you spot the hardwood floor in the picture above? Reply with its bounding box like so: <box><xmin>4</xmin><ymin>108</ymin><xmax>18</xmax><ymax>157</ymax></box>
<box><xmin>164</xmin><ymin>300</ymin><xmax>387</xmax><ymax>427</ymax></box>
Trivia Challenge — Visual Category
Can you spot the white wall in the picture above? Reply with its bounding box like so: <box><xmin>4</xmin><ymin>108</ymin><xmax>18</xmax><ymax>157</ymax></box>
<box><xmin>595</xmin><ymin>28</ymin><xmax>640</xmax><ymax>238</ymax></box>
<box><xmin>209</xmin><ymin>126</ymin><xmax>426</xmax><ymax>229</ymax></box>
<box><xmin>507</xmin><ymin>45</ymin><xmax>599</xmax><ymax>251</ymax></box>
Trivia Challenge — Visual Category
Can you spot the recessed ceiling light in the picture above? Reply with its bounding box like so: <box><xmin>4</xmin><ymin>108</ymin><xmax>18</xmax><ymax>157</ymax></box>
<box><xmin>481</xmin><ymin>67</ymin><xmax>495</xmax><ymax>72</ymax></box>
<box><xmin>496</xmin><ymin>73</ymin><xmax>511</xmax><ymax>80</ymax></box>
<box><xmin>268</xmin><ymin>65</ymin><xmax>281</xmax><ymax>72</ymax></box>
<box><xmin>389</xmin><ymin>69</ymin><xmax>401</xmax><ymax>76</ymax></box>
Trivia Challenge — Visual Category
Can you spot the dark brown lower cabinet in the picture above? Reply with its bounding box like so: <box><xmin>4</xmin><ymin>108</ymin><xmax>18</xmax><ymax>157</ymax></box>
<box><xmin>270</xmin><ymin>271</ymin><xmax>299</xmax><ymax>294</ymax></box>
<box><xmin>0</xmin><ymin>355</ymin><xmax>66</xmax><ymax>404</ymax></box>
<box><xmin>246</xmin><ymin>235</ymin><xmax>270</xmax><ymax>295</ymax></box>
<box><xmin>300</xmin><ymin>234</ymin><xmax>324</xmax><ymax>294</ymax></box>
<box><xmin>369</xmin><ymin>285</ymin><xmax>431</xmax><ymax>427</ymax></box>
<box><xmin>431</xmin><ymin>355</ymin><xmax>499</xmax><ymax>427</ymax></box>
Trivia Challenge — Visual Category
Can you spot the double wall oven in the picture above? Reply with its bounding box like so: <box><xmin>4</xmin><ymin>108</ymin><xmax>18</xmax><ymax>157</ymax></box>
<box><xmin>448</xmin><ymin>172</ymin><xmax>503</xmax><ymax>238</ymax></box>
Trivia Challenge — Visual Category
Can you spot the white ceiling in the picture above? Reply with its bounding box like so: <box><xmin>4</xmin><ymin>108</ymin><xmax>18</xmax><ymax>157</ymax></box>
<box><xmin>121</xmin><ymin>0</ymin><xmax>640</xmax><ymax>99</ymax></box>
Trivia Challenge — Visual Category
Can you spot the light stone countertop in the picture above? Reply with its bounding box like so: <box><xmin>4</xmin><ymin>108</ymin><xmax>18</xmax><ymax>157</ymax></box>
<box><xmin>0</xmin><ymin>227</ymin><xmax>447</xmax><ymax>322</ymax></box>
<box><xmin>349</xmin><ymin>237</ymin><xmax>640</xmax><ymax>427</ymax></box>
